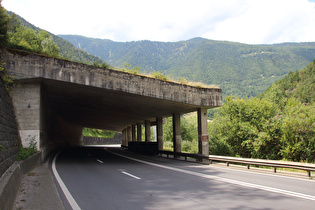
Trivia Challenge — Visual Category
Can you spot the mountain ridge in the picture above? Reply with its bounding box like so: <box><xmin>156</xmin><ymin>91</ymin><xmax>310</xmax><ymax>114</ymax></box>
<box><xmin>59</xmin><ymin>34</ymin><xmax>315</xmax><ymax>98</ymax></box>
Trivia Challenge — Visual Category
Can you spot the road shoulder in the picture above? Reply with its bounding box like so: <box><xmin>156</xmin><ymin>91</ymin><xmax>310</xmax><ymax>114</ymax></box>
<box><xmin>13</xmin><ymin>162</ymin><xmax>65</xmax><ymax>210</ymax></box>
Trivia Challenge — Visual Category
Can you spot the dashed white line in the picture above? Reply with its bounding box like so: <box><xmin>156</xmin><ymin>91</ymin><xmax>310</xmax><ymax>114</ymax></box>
<box><xmin>96</xmin><ymin>159</ymin><xmax>103</xmax><ymax>164</ymax></box>
<box><xmin>121</xmin><ymin>171</ymin><xmax>141</xmax><ymax>180</ymax></box>
<box><xmin>52</xmin><ymin>152</ymin><xmax>81</xmax><ymax>210</ymax></box>
<box><xmin>107</xmin><ymin>149</ymin><xmax>315</xmax><ymax>202</ymax></box>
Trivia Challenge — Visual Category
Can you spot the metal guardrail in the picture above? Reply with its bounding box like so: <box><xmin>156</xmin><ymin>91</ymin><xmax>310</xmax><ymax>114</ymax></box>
<box><xmin>157</xmin><ymin>150</ymin><xmax>209</xmax><ymax>162</ymax></box>
<box><xmin>157</xmin><ymin>150</ymin><xmax>315</xmax><ymax>177</ymax></box>
<box><xmin>209</xmin><ymin>155</ymin><xmax>315</xmax><ymax>177</ymax></box>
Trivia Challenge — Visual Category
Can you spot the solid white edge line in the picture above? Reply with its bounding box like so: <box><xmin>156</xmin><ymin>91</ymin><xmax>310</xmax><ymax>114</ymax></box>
<box><xmin>121</xmin><ymin>171</ymin><xmax>141</xmax><ymax>180</ymax></box>
<box><xmin>107</xmin><ymin>149</ymin><xmax>315</xmax><ymax>202</ymax></box>
<box><xmin>52</xmin><ymin>152</ymin><xmax>81</xmax><ymax>210</ymax></box>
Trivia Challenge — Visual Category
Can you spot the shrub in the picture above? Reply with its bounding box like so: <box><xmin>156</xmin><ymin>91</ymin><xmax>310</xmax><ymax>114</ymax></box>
<box><xmin>17</xmin><ymin>136</ymin><xmax>37</xmax><ymax>161</ymax></box>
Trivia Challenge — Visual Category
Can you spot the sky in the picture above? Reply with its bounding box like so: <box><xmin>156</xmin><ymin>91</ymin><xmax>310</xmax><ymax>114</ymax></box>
<box><xmin>2</xmin><ymin>0</ymin><xmax>315</xmax><ymax>44</ymax></box>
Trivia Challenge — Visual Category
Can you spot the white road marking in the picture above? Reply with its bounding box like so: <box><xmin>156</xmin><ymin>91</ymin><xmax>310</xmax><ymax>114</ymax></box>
<box><xmin>96</xmin><ymin>159</ymin><xmax>103</xmax><ymax>164</ymax></box>
<box><xmin>121</xmin><ymin>171</ymin><xmax>141</xmax><ymax>180</ymax></box>
<box><xmin>107</xmin><ymin>149</ymin><xmax>315</xmax><ymax>201</ymax></box>
<box><xmin>52</xmin><ymin>152</ymin><xmax>81</xmax><ymax>210</ymax></box>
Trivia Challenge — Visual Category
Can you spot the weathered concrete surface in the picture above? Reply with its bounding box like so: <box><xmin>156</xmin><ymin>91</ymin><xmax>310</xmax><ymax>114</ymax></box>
<box><xmin>3</xmin><ymin>49</ymin><xmax>222</xmax><ymax>108</ymax></box>
<box><xmin>2</xmin><ymin>49</ymin><xmax>222</xmax><ymax>133</ymax></box>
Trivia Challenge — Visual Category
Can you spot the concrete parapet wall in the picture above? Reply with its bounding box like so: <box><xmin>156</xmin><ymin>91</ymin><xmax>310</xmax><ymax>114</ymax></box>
<box><xmin>83</xmin><ymin>133</ymin><xmax>122</xmax><ymax>145</ymax></box>
<box><xmin>0</xmin><ymin>152</ymin><xmax>42</xmax><ymax>210</ymax></box>
<box><xmin>128</xmin><ymin>142</ymin><xmax>158</xmax><ymax>155</ymax></box>
<box><xmin>2</xmin><ymin>49</ymin><xmax>222</xmax><ymax>107</ymax></box>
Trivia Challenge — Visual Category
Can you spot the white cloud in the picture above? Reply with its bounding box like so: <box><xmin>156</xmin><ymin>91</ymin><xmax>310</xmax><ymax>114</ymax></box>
<box><xmin>3</xmin><ymin>0</ymin><xmax>315</xmax><ymax>44</ymax></box>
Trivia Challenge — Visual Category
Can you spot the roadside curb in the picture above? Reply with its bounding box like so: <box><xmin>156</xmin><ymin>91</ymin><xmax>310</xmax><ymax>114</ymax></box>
<box><xmin>0</xmin><ymin>152</ymin><xmax>42</xmax><ymax>210</ymax></box>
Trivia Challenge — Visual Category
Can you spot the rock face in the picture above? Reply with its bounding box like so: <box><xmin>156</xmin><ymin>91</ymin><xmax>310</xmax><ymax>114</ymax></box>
<box><xmin>0</xmin><ymin>71</ymin><xmax>20</xmax><ymax>177</ymax></box>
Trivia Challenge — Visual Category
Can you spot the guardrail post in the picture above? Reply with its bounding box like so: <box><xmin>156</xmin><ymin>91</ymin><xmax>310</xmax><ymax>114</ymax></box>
<box><xmin>307</xmin><ymin>170</ymin><xmax>311</xmax><ymax>177</ymax></box>
<box><xmin>273</xmin><ymin>167</ymin><xmax>277</xmax><ymax>173</ymax></box>
<box><xmin>247</xmin><ymin>165</ymin><xmax>250</xmax><ymax>169</ymax></box>
<box><xmin>226</xmin><ymin>162</ymin><xmax>229</xmax><ymax>166</ymax></box>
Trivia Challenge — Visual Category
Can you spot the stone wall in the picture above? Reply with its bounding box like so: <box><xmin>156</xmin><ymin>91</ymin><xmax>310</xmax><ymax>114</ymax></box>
<box><xmin>0</xmin><ymin>77</ymin><xmax>20</xmax><ymax>177</ymax></box>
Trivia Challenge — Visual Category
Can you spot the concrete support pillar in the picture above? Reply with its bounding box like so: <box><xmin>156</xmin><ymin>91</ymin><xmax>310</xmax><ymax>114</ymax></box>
<box><xmin>131</xmin><ymin>124</ymin><xmax>136</xmax><ymax>142</ymax></box>
<box><xmin>127</xmin><ymin>126</ymin><xmax>132</xmax><ymax>144</ymax></box>
<box><xmin>198</xmin><ymin>108</ymin><xmax>209</xmax><ymax>157</ymax></box>
<box><xmin>122</xmin><ymin>129</ymin><xmax>126</xmax><ymax>147</ymax></box>
<box><xmin>137</xmin><ymin>123</ymin><xmax>142</xmax><ymax>142</ymax></box>
<box><xmin>172</xmin><ymin>113</ymin><xmax>181</xmax><ymax>154</ymax></box>
<box><xmin>11</xmin><ymin>83</ymin><xmax>41</xmax><ymax>150</ymax></box>
<box><xmin>145</xmin><ymin>120</ymin><xmax>151</xmax><ymax>143</ymax></box>
<box><xmin>156</xmin><ymin>117</ymin><xmax>163</xmax><ymax>151</ymax></box>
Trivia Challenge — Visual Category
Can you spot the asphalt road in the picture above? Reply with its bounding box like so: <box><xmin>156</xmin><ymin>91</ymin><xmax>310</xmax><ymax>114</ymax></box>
<box><xmin>51</xmin><ymin>146</ymin><xmax>315</xmax><ymax>210</ymax></box>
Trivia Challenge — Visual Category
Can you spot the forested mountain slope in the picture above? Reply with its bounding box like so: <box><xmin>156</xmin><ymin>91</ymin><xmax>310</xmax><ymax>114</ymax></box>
<box><xmin>59</xmin><ymin>35</ymin><xmax>315</xmax><ymax>98</ymax></box>
<box><xmin>261</xmin><ymin>59</ymin><xmax>315</xmax><ymax>104</ymax></box>
<box><xmin>7</xmin><ymin>11</ymin><xmax>105</xmax><ymax>65</ymax></box>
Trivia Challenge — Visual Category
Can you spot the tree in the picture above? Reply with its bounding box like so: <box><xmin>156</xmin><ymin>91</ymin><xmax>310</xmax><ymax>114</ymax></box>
<box><xmin>208</xmin><ymin>96</ymin><xmax>280</xmax><ymax>158</ymax></box>
<box><xmin>0</xmin><ymin>0</ymin><xmax>8</xmax><ymax>48</ymax></box>
<box><xmin>9</xmin><ymin>24</ymin><xmax>60</xmax><ymax>56</ymax></box>
<box><xmin>280</xmin><ymin>98</ymin><xmax>315</xmax><ymax>162</ymax></box>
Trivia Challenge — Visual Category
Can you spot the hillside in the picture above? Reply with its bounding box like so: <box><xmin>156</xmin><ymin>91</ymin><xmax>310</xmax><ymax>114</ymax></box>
<box><xmin>261</xmin><ymin>59</ymin><xmax>315</xmax><ymax>104</ymax></box>
<box><xmin>59</xmin><ymin>35</ymin><xmax>315</xmax><ymax>98</ymax></box>
<box><xmin>7</xmin><ymin>11</ymin><xmax>105</xmax><ymax>65</ymax></box>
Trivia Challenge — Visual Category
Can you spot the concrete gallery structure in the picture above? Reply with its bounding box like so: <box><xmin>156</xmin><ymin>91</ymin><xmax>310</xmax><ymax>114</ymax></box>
<box><xmin>1</xmin><ymin>49</ymin><xmax>222</xmax><ymax>158</ymax></box>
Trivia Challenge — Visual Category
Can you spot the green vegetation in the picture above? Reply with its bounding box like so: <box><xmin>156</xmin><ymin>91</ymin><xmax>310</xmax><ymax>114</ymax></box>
<box><xmin>163</xmin><ymin>115</ymin><xmax>199</xmax><ymax>153</ymax></box>
<box><xmin>5</xmin><ymin>10</ymin><xmax>108</xmax><ymax>66</ymax></box>
<box><xmin>2</xmin><ymin>11</ymin><xmax>60</xmax><ymax>57</ymax></box>
<box><xmin>151</xmin><ymin>70</ymin><xmax>168</xmax><ymax>81</ymax></box>
<box><xmin>17</xmin><ymin>136</ymin><xmax>37</xmax><ymax>161</ymax></box>
<box><xmin>208</xmin><ymin>60</ymin><xmax>315</xmax><ymax>162</ymax></box>
<box><xmin>0</xmin><ymin>0</ymin><xmax>8</xmax><ymax>48</ymax></box>
<box><xmin>0</xmin><ymin>61</ymin><xmax>14</xmax><ymax>92</ymax></box>
<box><xmin>83</xmin><ymin>128</ymin><xmax>116</xmax><ymax>138</ymax></box>
<box><xmin>121</xmin><ymin>62</ymin><xmax>141</xmax><ymax>74</ymax></box>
